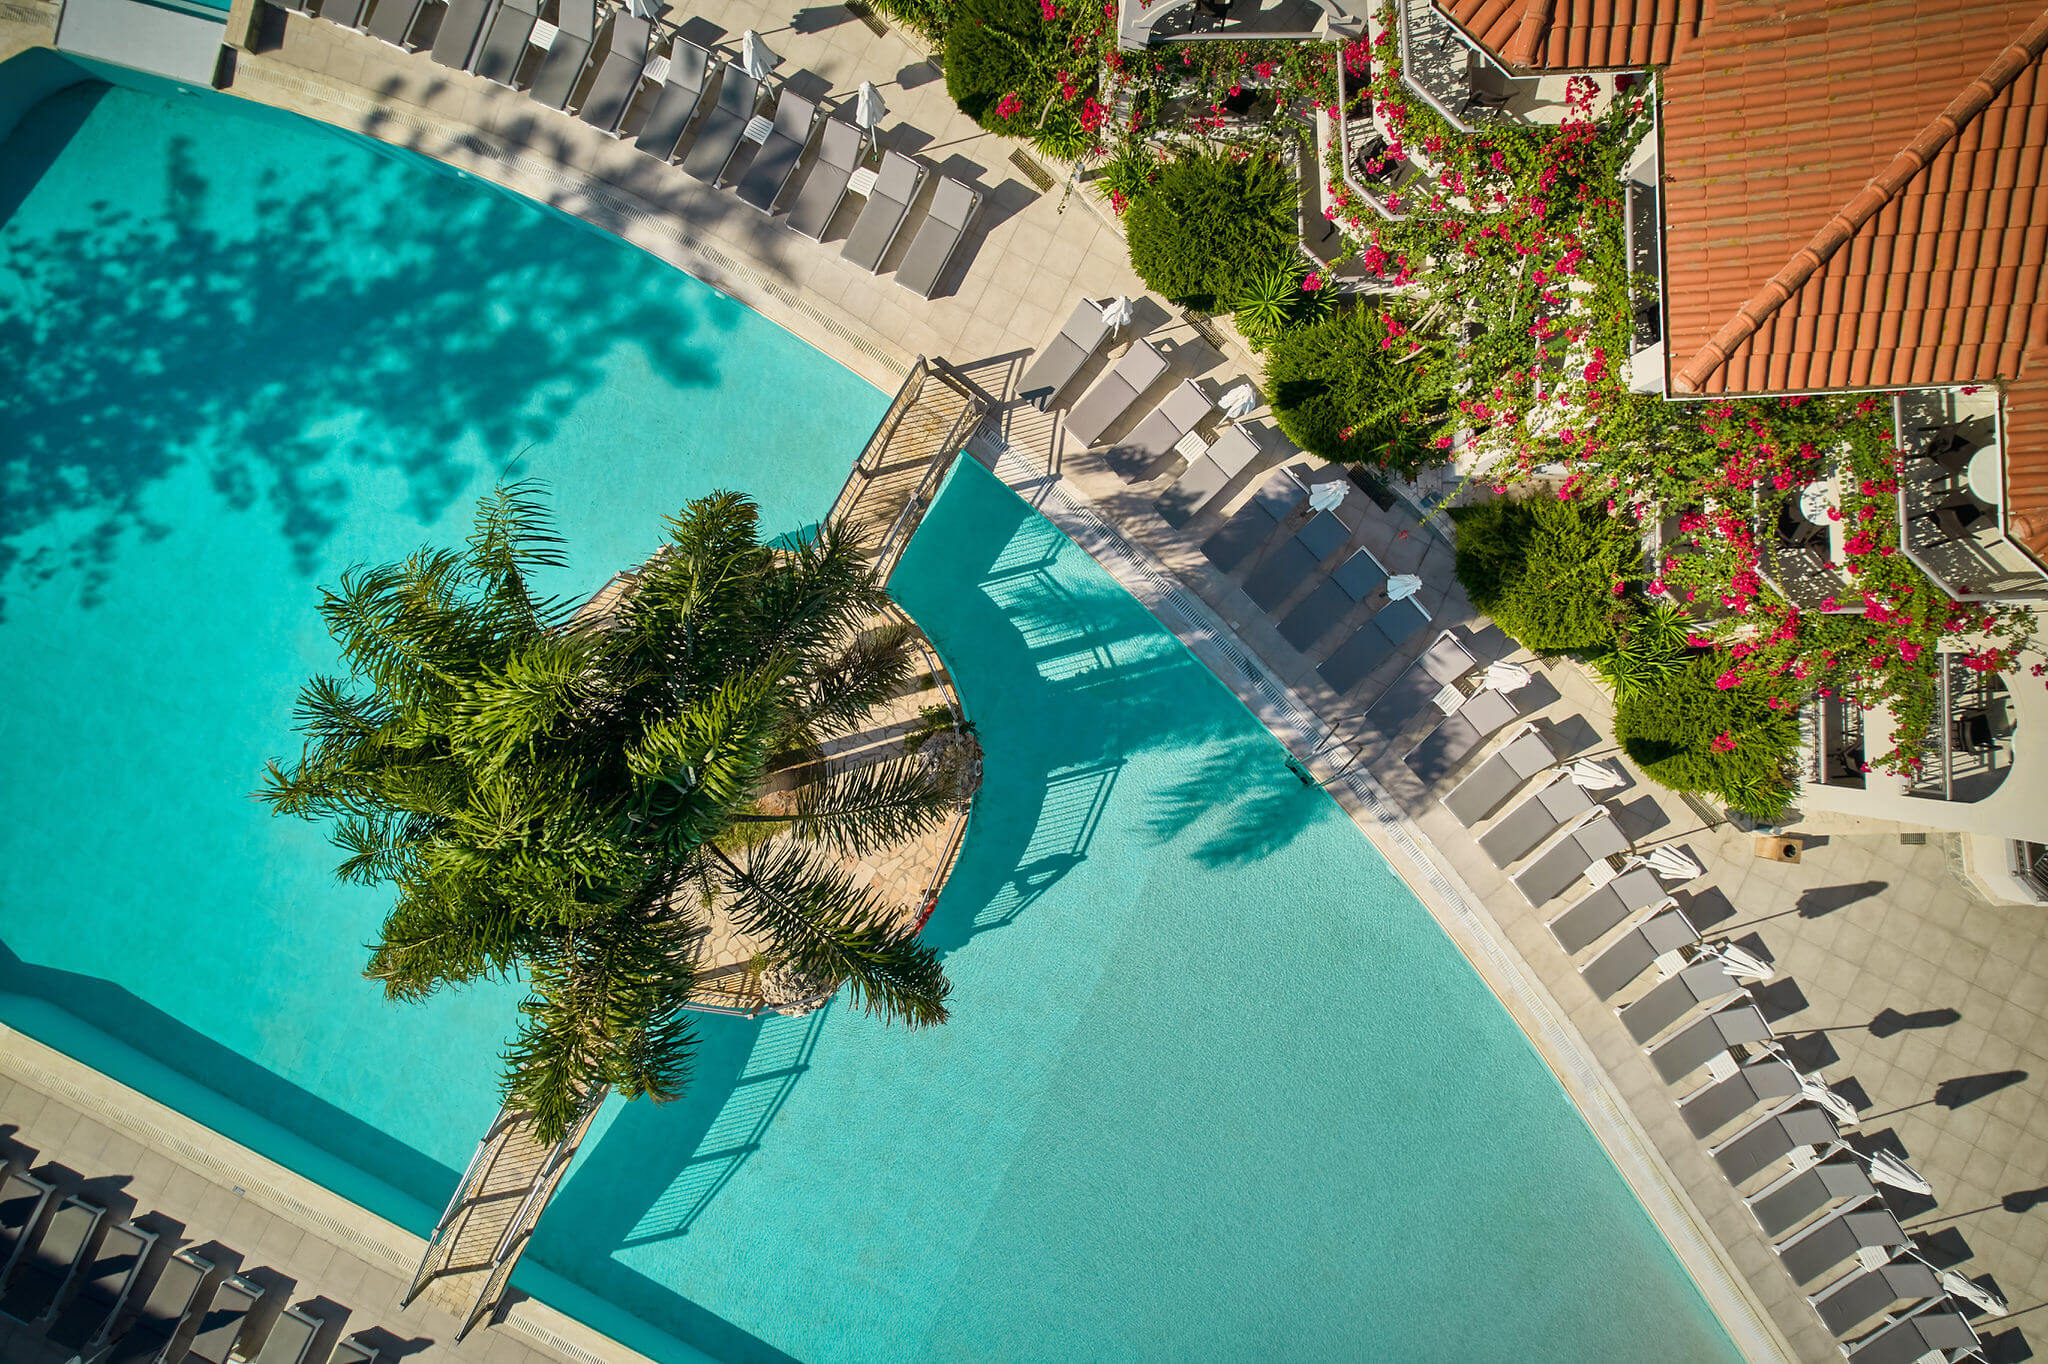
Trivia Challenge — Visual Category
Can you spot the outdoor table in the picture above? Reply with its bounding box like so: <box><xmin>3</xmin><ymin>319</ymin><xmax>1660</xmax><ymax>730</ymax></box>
<box><xmin>1967</xmin><ymin>447</ymin><xmax>2002</xmax><ymax>505</ymax></box>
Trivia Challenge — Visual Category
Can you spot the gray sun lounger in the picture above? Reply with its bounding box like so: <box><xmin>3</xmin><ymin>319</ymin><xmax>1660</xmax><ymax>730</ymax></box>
<box><xmin>1514</xmin><ymin>810</ymin><xmax>1629</xmax><ymax>905</ymax></box>
<box><xmin>1318</xmin><ymin>598</ymin><xmax>1429</xmax><ymax>695</ymax></box>
<box><xmin>104</xmin><ymin>1249</ymin><xmax>211</xmax><ymax>1363</ymax></box>
<box><xmin>1363</xmin><ymin>630</ymin><xmax>1477</xmax><ymax>735</ymax></box>
<box><xmin>1449</xmin><ymin>728</ymin><xmax>1561</xmax><ymax>829</ymax></box>
<box><xmin>634</xmin><ymin>39</ymin><xmax>714</xmax><ymax>158</ymax></box>
<box><xmin>367</xmin><ymin>0</ymin><xmax>428</xmax><ymax>47</ymax></box>
<box><xmin>1549</xmin><ymin>866</ymin><xmax>1666</xmax><ymax>956</ymax></box>
<box><xmin>1815</xmin><ymin>1259</ymin><xmax>1941</xmax><ymax>1339</ymax></box>
<box><xmin>1064</xmin><ymin>339</ymin><xmax>1169</xmax><ymax>449</ymax></box>
<box><xmin>786</xmin><ymin>115</ymin><xmax>865</xmax><ymax>238</ymax></box>
<box><xmin>319</xmin><ymin>0</ymin><xmax>369</xmax><ymax>27</ymax></box>
<box><xmin>577</xmin><ymin>13</ymin><xmax>653</xmax><ymax>135</ymax></box>
<box><xmin>1402</xmin><ymin>684</ymin><xmax>1517</xmax><ymax>783</ymax></box>
<box><xmin>896</xmin><ymin>176</ymin><xmax>983</xmax><ymax>297</ymax></box>
<box><xmin>1108</xmin><ymin>379</ymin><xmax>1214</xmax><ymax>481</ymax></box>
<box><xmin>681</xmin><ymin>63</ymin><xmax>763</xmax><ymax>182</ymax></box>
<box><xmin>470</xmin><ymin>0</ymin><xmax>538</xmax><ymax>82</ymax></box>
<box><xmin>1476</xmin><ymin>768</ymin><xmax>1588</xmax><ymax>861</ymax></box>
<box><xmin>1778</xmin><ymin>1205</ymin><xmax>1906</xmax><ymax>1286</ymax></box>
<box><xmin>1651</xmin><ymin>1004</ymin><xmax>1772</xmax><ymax>1084</ymax></box>
<box><xmin>528</xmin><ymin>0</ymin><xmax>598</xmax><ymax>109</ymax></box>
<box><xmin>1621</xmin><ymin>962</ymin><xmax>1743</xmax><ymax>1043</ymax></box>
<box><xmin>1157</xmin><ymin>424</ymin><xmax>1260</xmax><ymax>528</ymax></box>
<box><xmin>430</xmin><ymin>0</ymin><xmax>493</xmax><ymax>69</ymax></box>
<box><xmin>1019</xmin><ymin>299</ymin><xmax>1115</xmax><ymax>411</ymax></box>
<box><xmin>248</xmin><ymin>1303</ymin><xmax>324</xmax><ymax>1364</ymax></box>
<box><xmin>47</xmin><ymin>1220</ymin><xmax>154</xmax><ymax>1351</ymax></box>
<box><xmin>1749</xmin><ymin>1158</ymin><xmax>1878</xmax><ymax>1240</ymax></box>
<box><xmin>1245</xmin><ymin>510</ymin><xmax>1348</xmax><ymax>613</ymax></box>
<box><xmin>841</xmin><ymin>149</ymin><xmax>927</xmax><ymax>271</ymax></box>
<box><xmin>185</xmin><ymin>1274</ymin><xmax>264</xmax><ymax>1364</ymax></box>
<box><xmin>0</xmin><ymin>1172</ymin><xmax>53</xmax><ymax>1287</ymax></box>
<box><xmin>1847</xmin><ymin>1308</ymin><xmax>1979</xmax><ymax>1364</ymax></box>
<box><xmin>1583</xmin><ymin>907</ymin><xmax>1697</xmax><ymax>999</ymax></box>
<box><xmin>734</xmin><ymin>89</ymin><xmax>819</xmax><ymax>210</ymax></box>
<box><xmin>1715</xmin><ymin>1105</ymin><xmax>1840</xmax><ymax>1188</ymax></box>
<box><xmin>1280</xmin><ymin>546</ymin><xmax>1387</xmax><ymax>651</ymax></box>
<box><xmin>1201</xmin><ymin>470</ymin><xmax>1304</xmax><ymax>573</ymax></box>
<box><xmin>331</xmin><ymin>1335</ymin><xmax>384</xmax><ymax>1364</ymax></box>
<box><xmin>1681</xmin><ymin>1058</ymin><xmax>1800</xmax><ymax>1138</ymax></box>
<box><xmin>0</xmin><ymin>1194</ymin><xmax>102</xmax><ymax>1324</ymax></box>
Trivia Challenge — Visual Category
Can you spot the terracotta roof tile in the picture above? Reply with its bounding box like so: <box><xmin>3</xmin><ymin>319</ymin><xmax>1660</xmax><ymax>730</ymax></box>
<box><xmin>1439</xmin><ymin>0</ymin><xmax>1704</xmax><ymax>67</ymax></box>
<box><xmin>2010</xmin><ymin>347</ymin><xmax>2048</xmax><ymax>562</ymax></box>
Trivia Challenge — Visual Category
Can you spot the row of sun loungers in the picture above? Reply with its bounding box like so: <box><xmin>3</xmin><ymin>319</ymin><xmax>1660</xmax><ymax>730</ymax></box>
<box><xmin>0</xmin><ymin>1163</ymin><xmax>382</xmax><ymax>1364</ymax></box>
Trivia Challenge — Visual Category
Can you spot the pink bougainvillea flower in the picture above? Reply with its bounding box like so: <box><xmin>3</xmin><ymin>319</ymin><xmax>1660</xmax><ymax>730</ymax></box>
<box><xmin>1710</xmin><ymin>732</ymin><xmax>1738</xmax><ymax>753</ymax></box>
<box><xmin>1714</xmin><ymin>671</ymin><xmax>1741</xmax><ymax>690</ymax></box>
<box><xmin>1303</xmin><ymin>271</ymin><xmax>1323</xmax><ymax>290</ymax></box>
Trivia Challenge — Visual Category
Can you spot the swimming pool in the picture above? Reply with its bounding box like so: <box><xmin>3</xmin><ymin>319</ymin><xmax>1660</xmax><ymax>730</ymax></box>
<box><xmin>0</xmin><ymin>60</ymin><xmax>1740</xmax><ymax>1363</ymax></box>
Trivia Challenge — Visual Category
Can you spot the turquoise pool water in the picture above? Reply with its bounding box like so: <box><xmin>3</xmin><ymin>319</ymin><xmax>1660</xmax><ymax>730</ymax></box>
<box><xmin>0</xmin><ymin>64</ymin><xmax>1739</xmax><ymax>1364</ymax></box>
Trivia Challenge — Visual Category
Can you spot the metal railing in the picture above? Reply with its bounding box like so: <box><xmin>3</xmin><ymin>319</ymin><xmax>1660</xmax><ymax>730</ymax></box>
<box><xmin>401</xmin><ymin>1105</ymin><xmax>516</xmax><ymax>1307</ymax></box>
<box><xmin>453</xmin><ymin>1089</ymin><xmax>607</xmax><ymax>1340</ymax></box>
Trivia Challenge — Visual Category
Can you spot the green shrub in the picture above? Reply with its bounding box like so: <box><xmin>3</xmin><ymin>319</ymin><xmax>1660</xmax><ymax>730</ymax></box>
<box><xmin>1591</xmin><ymin>603</ymin><xmax>1691</xmax><ymax>701</ymax></box>
<box><xmin>1267</xmin><ymin>305</ymin><xmax>1459</xmax><ymax>477</ymax></box>
<box><xmin>869</xmin><ymin>0</ymin><xmax>955</xmax><ymax>44</ymax></box>
<box><xmin>1615</xmin><ymin>652</ymin><xmax>1800</xmax><ymax>821</ymax></box>
<box><xmin>1449</xmin><ymin>495</ymin><xmax>1639</xmax><ymax>652</ymax></box>
<box><xmin>1123</xmin><ymin>146</ymin><xmax>1297</xmax><ymax>312</ymax></box>
<box><xmin>944</xmin><ymin>0</ymin><xmax>1088</xmax><ymax>139</ymax></box>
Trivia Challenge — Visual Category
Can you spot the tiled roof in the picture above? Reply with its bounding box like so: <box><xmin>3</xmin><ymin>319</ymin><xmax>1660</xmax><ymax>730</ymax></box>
<box><xmin>1439</xmin><ymin>0</ymin><xmax>1704</xmax><ymax>69</ymax></box>
<box><xmin>2007</xmin><ymin>343</ymin><xmax>2048</xmax><ymax>562</ymax></box>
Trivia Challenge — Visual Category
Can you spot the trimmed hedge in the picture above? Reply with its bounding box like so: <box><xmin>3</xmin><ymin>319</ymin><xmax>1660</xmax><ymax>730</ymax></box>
<box><xmin>945</xmin><ymin>0</ymin><xmax>1062</xmax><ymax>130</ymax></box>
<box><xmin>1615</xmin><ymin>652</ymin><xmax>1800</xmax><ymax>820</ymax></box>
<box><xmin>1124</xmin><ymin>147</ymin><xmax>1297</xmax><ymax>313</ymax></box>
<box><xmin>1450</xmin><ymin>495</ymin><xmax>1639</xmax><ymax>652</ymax></box>
<box><xmin>1265</xmin><ymin>305</ymin><xmax>1456</xmax><ymax>476</ymax></box>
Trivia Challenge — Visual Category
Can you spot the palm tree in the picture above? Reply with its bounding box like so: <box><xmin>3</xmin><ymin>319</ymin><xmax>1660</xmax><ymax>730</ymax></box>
<box><xmin>263</xmin><ymin>484</ymin><xmax>961</xmax><ymax>1141</ymax></box>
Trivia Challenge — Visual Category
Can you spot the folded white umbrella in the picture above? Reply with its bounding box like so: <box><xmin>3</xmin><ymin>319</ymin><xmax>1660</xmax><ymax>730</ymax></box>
<box><xmin>1867</xmin><ymin>1149</ymin><xmax>1933</xmax><ymax>1196</ymax></box>
<box><xmin>1705</xmin><ymin>940</ymin><xmax>1774</xmax><ymax>980</ymax></box>
<box><xmin>1308</xmin><ymin>481</ymin><xmax>1349</xmax><ymax>513</ymax></box>
<box><xmin>1797</xmin><ymin>1074</ymin><xmax>1858</xmax><ymax>1124</ymax></box>
<box><xmin>742</xmin><ymin>29</ymin><xmax>781</xmax><ymax>79</ymax></box>
<box><xmin>1098</xmin><ymin>295</ymin><xmax>1135</xmax><ymax>330</ymax></box>
<box><xmin>1220</xmin><ymin>382</ymin><xmax>1260</xmax><ymax>419</ymax></box>
<box><xmin>1567</xmin><ymin>757</ymin><xmax>1625</xmax><ymax>790</ymax></box>
<box><xmin>855</xmin><ymin>80</ymin><xmax>888</xmax><ymax>130</ymax></box>
<box><xmin>1645</xmin><ymin>845</ymin><xmax>1704</xmax><ymax>881</ymax></box>
<box><xmin>1940</xmin><ymin>1270</ymin><xmax>2009</xmax><ymax>1317</ymax></box>
<box><xmin>1482</xmin><ymin>659</ymin><xmax>1530</xmax><ymax>691</ymax></box>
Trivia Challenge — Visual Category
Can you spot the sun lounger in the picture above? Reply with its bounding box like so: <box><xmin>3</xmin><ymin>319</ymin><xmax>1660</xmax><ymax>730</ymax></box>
<box><xmin>1319</xmin><ymin>598</ymin><xmax>1430</xmax><ymax>696</ymax></box>
<box><xmin>576</xmin><ymin>13</ymin><xmax>653</xmax><ymax>135</ymax></box>
<box><xmin>0</xmin><ymin>1172</ymin><xmax>53</xmax><ymax>1287</ymax></box>
<box><xmin>633</xmin><ymin>38</ymin><xmax>713</xmax><ymax>158</ymax></box>
<box><xmin>1778</xmin><ymin>1205</ymin><xmax>1906</xmax><ymax>1286</ymax></box>
<box><xmin>366</xmin><ymin>0</ymin><xmax>428</xmax><ymax>48</ymax></box>
<box><xmin>1279</xmin><ymin>544</ymin><xmax>1386</xmax><ymax>650</ymax></box>
<box><xmin>185</xmin><ymin>1274</ymin><xmax>264</xmax><ymax>1364</ymax></box>
<box><xmin>1201</xmin><ymin>471</ymin><xmax>1304</xmax><ymax>573</ymax></box>
<box><xmin>331</xmin><ymin>1335</ymin><xmax>384</xmax><ymax>1364</ymax></box>
<box><xmin>429</xmin><ymin>0</ymin><xmax>493</xmax><ymax>69</ymax></box>
<box><xmin>1107</xmin><ymin>379</ymin><xmax>1214</xmax><ymax>481</ymax></box>
<box><xmin>786</xmin><ymin>115</ymin><xmax>865</xmax><ymax>238</ymax></box>
<box><xmin>1019</xmin><ymin>299</ymin><xmax>1115</xmax><ymax>411</ymax></box>
<box><xmin>1681</xmin><ymin>1059</ymin><xmax>1799</xmax><ymax>1138</ymax></box>
<box><xmin>271</xmin><ymin>0</ymin><xmax>312</xmax><ymax>16</ymax></box>
<box><xmin>319</xmin><ymin>0</ymin><xmax>369</xmax><ymax>27</ymax></box>
<box><xmin>46</xmin><ymin>1220</ymin><xmax>154</xmax><ymax>1351</ymax></box>
<box><xmin>1621</xmin><ymin>962</ymin><xmax>1743</xmax><ymax>1043</ymax></box>
<box><xmin>470</xmin><ymin>0</ymin><xmax>539</xmax><ymax>81</ymax></box>
<box><xmin>680</xmin><ymin>63</ymin><xmax>763</xmax><ymax>181</ymax></box>
<box><xmin>1477</xmin><ymin>769</ymin><xmax>1589</xmax><ymax>861</ymax></box>
<box><xmin>1363</xmin><ymin>630</ymin><xmax>1477</xmax><ymax>735</ymax></box>
<box><xmin>1514</xmin><ymin>810</ymin><xmax>1628</xmax><ymax>905</ymax></box>
<box><xmin>1549</xmin><ymin>867</ymin><xmax>1666</xmax><ymax>956</ymax></box>
<box><xmin>1846</xmin><ymin>1308</ymin><xmax>1979</xmax><ymax>1364</ymax></box>
<box><xmin>0</xmin><ymin>1194</ymin><xmax>102</xmax><ymax>1323</ymax></box>
<box><xmin>1583</xmin><ymin>908</ymin><xmax>1697</xmax><ymax>999</ymax></box>
<box><xmin>1157</xmin><ymin>424</ymin><xmax>1261</xmax><ymax>528</ymax></box>
<box><xmin>841</xmin><ymin>149</ymin><xmax>927</xmax><ymax>271</ymax></box>
<box><xmin>1748</xmin><ymin>1159</ymin><xmax>1878</xmax><ymax>1241</ymax></box>
<box><xmin>528</xmin><ymin>0</ymin><xmax>598</xmax><ymax>109</ymax></box>
<box><xmin>896</xmin><ymin>176</ymin><xmax>983</xmax><ymax>297</ymax></box>
<box><xmin>1063</xmin><ymin>339</ymin><xmax>1169</xmax><ymax>449</ymax></box>
<box><xmin>1814</xmin><ymin>1260</ymin><xmax>1941</xmax><ymax>1339</ymax></box>
<box><xmin>1402</xmin><ymin>684</ymin><xmax>1517</xmax><ymax>783</ymax></box>
<box><xmin>1715</xmin><ymin>1105</ymin><xmax>1840</xmax><ymax>1187</ymax></box>
<box><xmin>1244</xmin><ymin>510</ymin><xmax>1348</xmax><ymax>613</ymax></box>
<box><xmin>732</xmin><ymin>88</ymin><xmax>819</xmax><ymax>209</ymax></box>
<box><xmin>1651</xmin><ymin>1004</ymin><xmax>1772</xmax><ymax>1084</ymax></box>
<box><xmin>1444</xmin><ymin>726</ymin><xmax>1556</xmax><ymax>827</ymax></box>
<box><xmin>247</xmin><ymin>1303</ymin><xmax>324</xmax><ymax>1364</ymax></box>
<box><xmin>104</xmin><ymin>1248</ymin><xmax>211</xmax><ymax>1363</ymax></box>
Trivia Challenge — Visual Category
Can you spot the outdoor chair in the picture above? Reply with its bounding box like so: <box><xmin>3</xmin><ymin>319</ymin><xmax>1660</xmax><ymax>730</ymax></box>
<box><xmin>184</xmin><ymin>1274</ymin><xmax>265</xmax><ymax>1364</ymax></box>
<box><xmin>635</xmin><ymin>39</ymin><xmax>715</xmax><ymax>159</ymax></box>
<box><xmin>0</xmin><ymin>1194</ymin><xmax>102</xmax><ymax>1324</ymax></box>
<box><xmin>1814</xmin><ymin>1259</ymin><xmax>1940</xmax><ymax>1339</ymax></box>
<box><xmin>1513</xmin><ymin>809</ymin><xmax>1628</xmax><ymax>905</ymax></box>
<box><xmin>1548</xmin><ymin>866</ymin><xmax>1666</xmax><ymax>956</ymax></box>
<box><xmin>1317</xmin><ymin>598</ymin><xmax>1429</xmax><ymax>696</ymax></box>
<box><xmin>1402</xmin><ymin>685</ymin><xmax>1517</xmax><ymax>783</ymax></box>
<box><xmin>1714</xmin><ymin>1105</ymin><xmax>1840</xmax><ymax>1188</ymax></box>
<box><xmin>1361</xmin><ymin>630</ymin><xmax>1476</xmax><ymax>736</ymax></box>
<box><xmin>1582</xmin><ymin>907</ymin><xmax>1697</xmax><ymax>1000</ymax></box>
<box><xmin>1201</xmin><ymin>470</ymin><xmax>1305</xmax><ymax>573</ymax></box>
<box><xmin>1244</xmin><ymin>510</ymin><xmax>1349</xmax><ymax>613</ymax></box>
<box><xmin>527</xmin><ymin>0</ymin><xmax>598</xmax><ymax>109</ymax></box>
<box><xmin>1679</xmin><ymin>1059</ymin><xmax>1799</xmax><ymax>1138</ymax></box>
<box><xmin>316</xmin><ymin>0</ymin><xmax>369</xmax><ymax>30</ymax></box>
<box><xmin>895</xmin><ymin>176</ymin><xmax>984</xmax><ymax>297</ymax></box>
<box><xmin>1278</xmin><ymin>546</ymin><xmax>1388</xmax><ymax>652</ymax></box>
<box><xmin>734</xmin><ymin>88</ymin><xmax>820</xmax><ymax>209</ymax></box>
<box><xmin>45</xmin><ymin>1220</ymin><xmax>155</xmax><ymax>1351</ymax></box>
<box><xmin>470</xmin><ymin>0</ymin><xmax>540</xmax><ymax>83</ymax></box>
<box><xmin>1063</xmin><ymin>340</ymin><xmax>1169</xmax><ymax>449</ymax></box>
<box><xmin>576</xmin><ymin>13</ymin><xmax>654</xmax><ymax>136</ymax></box>
<box><xmin>331</xmin><ymin>1335</ymin><xmax>385</xmax><ymax>1364</ymax></box>
<box><xmin>103</xmin><ymin>1249</ymin><xmax>211</xmax><ymax>1363</ymax></box>
<box><xmin>1777</xmin><ymin>1204</ymin><xmax>1906</xmax><ymax>1286</ymax></box>
<box><xmin>0</xmin><ymin>1172</ymin><xmax>53</xmax><ymax>1287</ymax></box>
<box><xmin>1106</xmin><ymin>379</ymin><xmax>1214</xmax><ymax>481</ymax></box>
<box><xmin>1018</xmin><ymin>299</ymin><xmax>1115</xmax><ymax>411</ymax></box>
<box><xmin>841</xmin><ymin>150</ymin><xmax>929</xmax><ymax>271</ymax></box>
<box><xmin>1650</xmin><ymin>1004</ymin><xmax>1772</xmax><ymax>1085</ymax></box>
<box><xmin>247</xmin><ymin>1303</ymin><xmax>324</xmax><ymax>1364</ymax></box>
<box><xmin>366</xmin><ymin>0</ymin><xmax>428</xmax><ymax>49</ymax></box>
<box><xmin>785</xmin><ymin>115</ymin><xmax>866</xmax><ymax>238</ymax></box>
<box><xmin>1846</xmin><ymin>1307</ymin><xmax>1979</xmax><ymax>1364</ymax></box>
<box><xmin>1748</xmin><ymin>1158</ymin><xmax>1877</xmax><ymax>1240</ymax></box>
<box><xmin>429</xmin><ymin>0</ymin><xmax>493</xmax><ymax>70</ymax></box>
<box><xmin>1476</xmin><ymin>770</ymin><xmax>1589</xmax><ymax>862</ymax></box>
<box><xmin>680</xmin><ymin>63</ymin><xmax>765</xmax><ymax>182</ymax></box>
<box><xmin>1443</xmin><ymin>725</ymin><xmax>1556</xmax><ymax>828</ymax></box>
<box><xmin>1157</xmin><ymin>424</ymin><xmax>1261</xmax><ymax>528</ymax></box>
<box><xmin>1620</xmin><ymin>962</ymin><xmax>1743</xmax><ymax>1043</ymax></box>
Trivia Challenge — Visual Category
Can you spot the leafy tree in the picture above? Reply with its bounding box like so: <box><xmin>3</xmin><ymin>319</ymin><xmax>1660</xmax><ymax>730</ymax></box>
<box><xmin>1265</xmin><ymin>304</ymin><xmax>1457</xmax><ymax>476</ymax></box>
<box><xmin>1450</xmin><ymin>494</ymin><xmax>1639</xmax><ymax>651</ymax></box>
<box><xmin>1124</xmin><ymin>146</ymin><xmax>1298</xmax><ymax>312</ymax></box>
<box><xmin>945</xmin><ymin>0</ymin><xmax>1074</xmax><ymax>132</ymax></box>
<box><xmin>1615</xmin><ymin>651</ymin><xmax>1800</xmax><ymax>821</ymax></box>
<box><xmin>263</xmin><ymin>486</ymin><xmax>957</xmax><ymax>1141</ymax></box>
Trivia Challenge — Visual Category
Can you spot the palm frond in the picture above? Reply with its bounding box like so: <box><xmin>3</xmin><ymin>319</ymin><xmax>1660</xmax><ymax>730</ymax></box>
<box><xmin>793</xmin><ymin>620</ymin><xmax>919</xmax><ymax>739</ymax></box>
<box><xmin>782</xmin><ymin>754</ymin><xmax>954</xmax><ymax>857</ymax></box>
